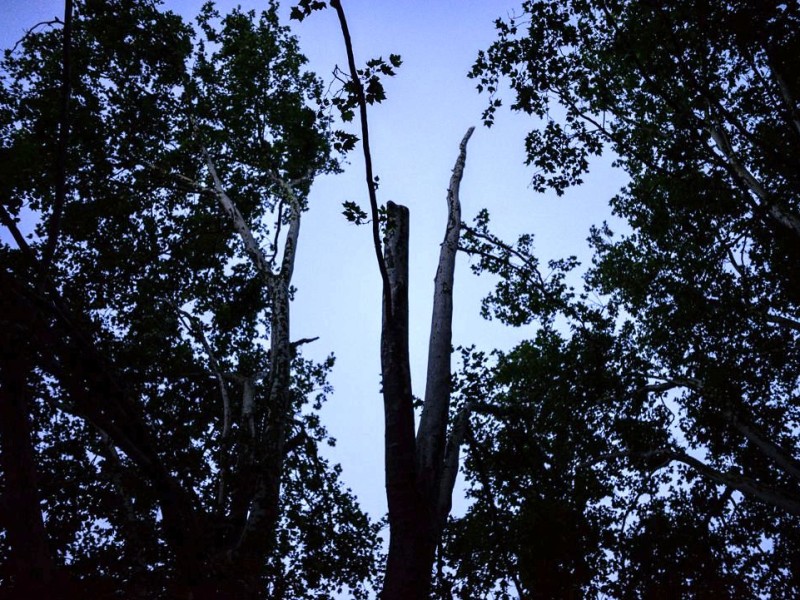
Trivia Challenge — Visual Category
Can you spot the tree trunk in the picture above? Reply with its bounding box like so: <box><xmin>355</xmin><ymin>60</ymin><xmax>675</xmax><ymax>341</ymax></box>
<box><xmin>380</xmin><ymin>202</ymin><xmax>435</xmax><ymax>598</ymax></box>
<box><xmin>380</xmin><ymin>129</ymin><xmax>474</xmax><ymax>599</ymax></box>
<box><xmin>0</xmin><ymin>280</ymin><xmax>55</xmax><ymax>596</ymax></box>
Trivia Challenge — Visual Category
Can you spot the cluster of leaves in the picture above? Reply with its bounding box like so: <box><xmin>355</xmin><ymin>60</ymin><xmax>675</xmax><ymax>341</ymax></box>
<box><xmin>0</xmin><ymin>1</ymin><xmax>379</xmax><ymax>596</ymax></box>
<box><xmin>448</xmin><ymin>0</ymin><xmax>800</xmax><ymax>597</ymax></box>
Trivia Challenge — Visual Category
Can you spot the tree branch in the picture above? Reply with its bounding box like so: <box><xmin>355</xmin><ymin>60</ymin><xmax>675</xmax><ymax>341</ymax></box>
<box><xmin>417</xmin><ymin>127</ymin><xmax>474</xmax><ymax>513</ymax></box>
<box><xmin>670</xmin><ymin>451</ymin><xmax>800</xmax><ymax>516</ymax></box>
<box><xmin>204</xmin><ymin>150</ymin><xmax>275</xmax><ymax>283</ymax></box>
<box><xmin>173</xmin><ymin>305</ymin><xmax>233</xmax><ymax>510</ymax></box>
<box><xmin>40</xmin><ymin>0</ymin><xmax>73</xmax><ymax>279</ymax></box>
<box><xmin>329</xmin><ymin>0</ymin><xmax>391</xmax><ymax>315</ymax></box>
<box><xmin>727</xmin><ymin>414</ymin><xmax>800</xmax><ymax>483</ymax></box>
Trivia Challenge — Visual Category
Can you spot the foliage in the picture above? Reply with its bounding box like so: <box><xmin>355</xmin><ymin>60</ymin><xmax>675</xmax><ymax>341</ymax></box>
<box><xmin>450</xmin><ymin>0</ymin><xmax>800</xmax><ymax>597</ymax></box>
<box><xmin>0</xmin><ymin>1</ymin><xmax>379</xmax><ymax>597</ymax></box>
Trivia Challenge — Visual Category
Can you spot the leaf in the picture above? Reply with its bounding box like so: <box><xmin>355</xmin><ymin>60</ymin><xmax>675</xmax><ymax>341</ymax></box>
<box><xmin>342</xmin><ymin>200</ymin><xmax>369</xmax><ymax>225</ymax></box>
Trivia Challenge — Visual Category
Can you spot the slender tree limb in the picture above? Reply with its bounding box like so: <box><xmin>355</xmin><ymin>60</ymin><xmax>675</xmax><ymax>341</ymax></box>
<box><xmin>95</xmin><ymin>427</ymin><xmax>149</xmax><ymax>574</ymax></box>
<box><xmin>291</xmin><ymin>336</ymin><xmax>319</xmax><ymax>351</ymax></box>
<box><xmin>461</xmin><ymin>225</ymin><xmax>548</xmax><ymax>291</ymax></box>
<box><xmin>581</xmin><ymin>446</ymin><xmax>800</xmax><ymax>516</ymax></box>
<box><xmin>41</xmin><ymin>0</ymin><xmax>73</xmax><ymax>279</ymax></box>
<box><xmin>769</xmin><ymin>61</ymin><xmax>800</xmax><ymax>138</ymax></box>
<box><xmin>436</xmin><ymin>401</ymin><xmax>473</xmax><ymax>530</ymax></box>
<box><xmin>204</xmin><ymin>150</ymin><xmax>276</xmax><ymax>282</ymax></box>
<box><xmin>0</xmin><ymin>205</ymin><xmax>36</xmax><ymax>264</ymax></box>
<box><xmin>727</xmin><ymin>415</ymin><xmax>800</xmax><ymax>483</ymax></box>
<box><xmin>766</xmin><ymin>313</ymin><xmax>800</xmax><ymax>332</ymax></box>
<box><xmin>329</xmin><ymin>0</ymin><xmax>391</xmax><ymax>314</ymax></box>
<box><xmin>417</xmin><ymin>127</ymin><xmax>474</xmax><ymax>514</ymax></box>
<box><xmin>173</xmin><ymin>305</ymin><xmax>233</xmax><ymax>510</ymax></box>
<box><xmin>670</xmin><ymin>451</ymin><xmax>800</xmax><ymax>516</ymax></box>
<box><xmin>9</xmin><ymin>18</ymin><xmax>63</xmax><ymax>55</ymax></box>
<box><xmin>706</xmin><ymin>119</ymin><xmax>800</xmax><ymax>236</ymax></box>
<box><xmin>143</xmin><ymin>161</ymin><xmax>211</xmax><ymax>194</ymax></box>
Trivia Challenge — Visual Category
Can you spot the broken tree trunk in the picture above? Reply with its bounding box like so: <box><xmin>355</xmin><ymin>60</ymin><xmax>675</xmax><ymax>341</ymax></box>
<box><xmin>380</xmin><ymin>127</ymin><xmax>475</xmax><ymax>600</ymax></box>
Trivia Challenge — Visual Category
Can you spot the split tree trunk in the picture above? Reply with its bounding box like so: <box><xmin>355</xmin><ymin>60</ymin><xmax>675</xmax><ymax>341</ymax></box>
<box><xmin>380</xmin><ymin>127</ymin><xmax>475</xmax><ymax>599</ymax></box>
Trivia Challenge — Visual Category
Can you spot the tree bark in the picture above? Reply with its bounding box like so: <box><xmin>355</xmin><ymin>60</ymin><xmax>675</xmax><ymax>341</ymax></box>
<box><xmin>381</xmin><ymin>201</ymin><xmax>431</xmax><ymax>598</ymax></box>
<box><xmin>0</xmin><ymin>310</ymin><xmax>55</xmax><ymax>595</ymax></box>
<box><xmin>380</xmin><ymin>129</ymin><xmax>474</xmax><ymax>599</ymax></box>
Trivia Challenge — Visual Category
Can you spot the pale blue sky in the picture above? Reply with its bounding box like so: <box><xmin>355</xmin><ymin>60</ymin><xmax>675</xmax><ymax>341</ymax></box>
<box><xmin>1</xmin><ymin>0</ymin><xmax>626</xmax><ymax>530</ymax></box>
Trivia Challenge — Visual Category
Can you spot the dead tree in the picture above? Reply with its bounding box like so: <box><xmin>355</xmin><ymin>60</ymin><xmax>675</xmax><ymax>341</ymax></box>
<box><xmin>328</xmin><ymin>4</ymin><xmax>475</xmax><ymax>593</ymax></box>
<box><xmin>378</xmin><ymin>128</ymin><xmax>474</xmax><ymax>599</ymax></box>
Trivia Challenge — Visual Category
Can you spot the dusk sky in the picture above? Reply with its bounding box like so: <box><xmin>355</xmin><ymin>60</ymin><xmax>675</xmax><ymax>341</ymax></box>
<box><xmin>1</xmin><ymin>0</ymin><xmax>627</xmax><ymax>528</ymax></box>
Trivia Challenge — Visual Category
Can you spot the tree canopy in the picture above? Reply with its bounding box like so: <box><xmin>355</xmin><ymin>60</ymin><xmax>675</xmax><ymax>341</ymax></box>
<box><xmin>1</xmin><ymin>1</ymin><xmax>378</xmax><ymax>597</ymax></box>
<box><xmin>2</xmin><ymin>0</ymin><xmax>800</xmax><ymax>598</ymax></box>
<box><xmin>446</xmin><ymin>0</ymin><xmax>800</xmax><ymax>597</ymax></box>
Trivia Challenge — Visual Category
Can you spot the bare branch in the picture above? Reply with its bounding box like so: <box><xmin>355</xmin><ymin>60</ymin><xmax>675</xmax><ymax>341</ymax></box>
<box><xmin>9</xmin><ymin>18</ymin><xmax>63</xmax><ymax>55</ymax></box>
<box><xmin>291</xmin><ymin>336</ymin><xmax>319</xmax><ymax>351</ymax></box>
<box><xmin>203</xmin><ymin>150</ymin><xmax>275</xmax><ymax>282</ymax></box>
<box><xmin>418</xmin><ymin>127</ymin><xmax>474</xmax><ymax>510</ymax></box>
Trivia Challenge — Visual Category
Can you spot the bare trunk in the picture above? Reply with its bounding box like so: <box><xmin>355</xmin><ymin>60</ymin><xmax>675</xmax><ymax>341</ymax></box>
<box><xmin>380</xmin><ymin>202</ymin><xmax>434</xmax><ymax>599</ymax></box>
<box><xmin>380</xmin><ymin>130</ymin><xmax>474</xmax><ymax>598</ymax></box>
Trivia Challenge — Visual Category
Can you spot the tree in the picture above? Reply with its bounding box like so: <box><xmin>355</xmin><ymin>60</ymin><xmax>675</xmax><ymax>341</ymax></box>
<box><xmin>290</xmin><ymin>1</ymin><xmax>483</xmax><ymax>596</ymax></box>
<box><xmin>0</xmin><ymin>1</ymin><xmax>379</xmax><ymax>597</ymax></box>
<box><xmin>447</xmin><ymin>0</ymin><xmax>800</xmax><ymax>596</ymax></box>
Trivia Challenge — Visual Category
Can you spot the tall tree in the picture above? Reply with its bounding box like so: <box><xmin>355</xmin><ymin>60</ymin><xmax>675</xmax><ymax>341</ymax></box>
<box><xmin>291</xmin><ymin>1</ymin><xmax>478</xmax><ymax>596</ymax></box>
<box><xmin>447</xmin><ymin>0</ymin><xmax>800</xmax><ymax>596</ymax></box>
<box><xmin>0</xmin><ymin>1</ymin><xmax>379</xmax><ymax>597</ymax></box>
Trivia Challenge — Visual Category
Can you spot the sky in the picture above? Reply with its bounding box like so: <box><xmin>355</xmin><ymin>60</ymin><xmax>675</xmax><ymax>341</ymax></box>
<box><xmin>1</xmin><ymin>0</ymin><xmax>627</xmax><ymax>531</ymax></box>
